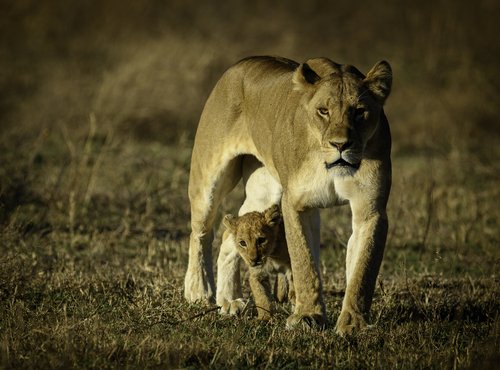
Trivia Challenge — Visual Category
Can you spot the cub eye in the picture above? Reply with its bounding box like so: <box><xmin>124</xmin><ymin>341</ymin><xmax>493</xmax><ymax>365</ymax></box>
<box><xmin>239</xmin><ymin>240</ymin><xmax>247</xmax><ymax>248</ymax></box>
<box><xmin>317</xmin><ymin>107</ymin><xmax>329</xmax><ymax>116</ymax></box>
<box><xmin>256</xmin><ymin>237</ymin><xmax>267</xmax><ymax>245</ymax></box>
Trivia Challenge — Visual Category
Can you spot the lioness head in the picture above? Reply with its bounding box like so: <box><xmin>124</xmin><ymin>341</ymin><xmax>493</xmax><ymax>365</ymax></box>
<box><xmin>293</xmin><ymin>58</ymin><xmax>392</xmax><ymax>176</ymax></box>
<box><xmin>223</xmin><ymin>205</ymin><xmax>281</xmax><ymax>268</ymax></box>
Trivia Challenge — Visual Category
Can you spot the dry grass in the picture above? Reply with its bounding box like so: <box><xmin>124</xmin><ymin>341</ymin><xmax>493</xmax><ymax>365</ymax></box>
<box><xmin>1</xmin><ymin>0</ymin><xmax>499</xmax><ymax>368</ymax></box>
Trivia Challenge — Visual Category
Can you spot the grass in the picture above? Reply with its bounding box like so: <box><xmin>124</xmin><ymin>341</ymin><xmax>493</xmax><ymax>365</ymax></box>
<box><xmin>1</xmin><ymin>0</ymin><xmax>499</xmax><ymax>368</ymax></box>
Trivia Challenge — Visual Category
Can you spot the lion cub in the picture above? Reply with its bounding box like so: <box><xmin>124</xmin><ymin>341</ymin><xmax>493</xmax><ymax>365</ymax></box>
<box><xmin>222</xmin><ymin>205</ymin><xmax>294</xmax><ymax>320</ymax></box>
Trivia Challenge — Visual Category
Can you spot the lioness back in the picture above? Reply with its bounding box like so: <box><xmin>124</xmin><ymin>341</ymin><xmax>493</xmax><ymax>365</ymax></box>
<box><xmin>195</xmin><ymin>57</ymin><xmax>297</xmax><ymax>137</ymax></box>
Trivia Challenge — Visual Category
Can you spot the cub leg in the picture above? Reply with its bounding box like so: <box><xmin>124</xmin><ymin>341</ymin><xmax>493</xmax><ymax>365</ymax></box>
<box><xmin>286</xmin><ymin>268</ymin><xmax>295</xmax><ymax>306</ymax></box>
<box><xmin>249</xmin><ymin>269</ymin><xmax>273</xmax><ymax>320</ymax></box>
<box><xmin>274</xmin><ymin>269</ymin><xmax>295</xmax><ymax>306</ymax></box>
<box><xmin>184</xmin><ymin>156</ymin><xmax>242</xmax><ymax>303</ymax></box>
<box><xmin>274</xmin><ymin>273</ymin><xmax>288</xmax><ymax>304</ymax></box>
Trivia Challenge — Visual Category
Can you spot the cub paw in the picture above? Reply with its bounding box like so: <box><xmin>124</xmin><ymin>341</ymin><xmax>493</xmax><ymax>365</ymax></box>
<box><xmin>286</xmin><ymin>313</ymin><xmax>326</xmax><ymax>330</ymax></box>
<box><xmin>335</xmin><ymin>309</ymin><xmax>368</xmax><ymax>337</ymax></box>
<box><xmin>219</xmin><ymin>298</ymin><xmax>249</xmax><ymax>316</ymax></box>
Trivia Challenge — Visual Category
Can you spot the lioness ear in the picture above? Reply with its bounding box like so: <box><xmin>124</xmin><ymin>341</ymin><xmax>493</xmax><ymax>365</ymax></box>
<box><xmin>222</xmin><ymin>214</ymin><xmax>237</xmax><ymax>231</ymax></box>
<box><xmin>292</xmin><ymin>63</ymin><xmax>320</xmax><ymax>90</ymax></box>
<box><xmin>364</xmin><ymin>60</ymin><xmax>392</xmax><ymax>104</ymax></box>
<box><xmin>264</xmin><ymin>205</ymin><xmax>281</xmax><ymax>227</ymax></box>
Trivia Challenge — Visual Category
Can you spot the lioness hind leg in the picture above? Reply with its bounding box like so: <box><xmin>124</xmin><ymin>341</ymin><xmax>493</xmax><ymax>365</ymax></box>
<box><xmin>184</xmin><ymin>156</ymin><xmax>242</xmax><ymax>303</ymax></box>
<box><xmin>184</xmin><ymin>229</ymin><xmax>216</xmax><ymax>303</ymax></box>
<box><xmin>216</xmin><ymin>230</ymin><xmax>244</xmax><ymax>310</ymax></box>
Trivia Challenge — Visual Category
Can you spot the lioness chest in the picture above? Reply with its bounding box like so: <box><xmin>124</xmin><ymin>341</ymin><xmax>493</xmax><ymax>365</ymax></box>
<box><xmin>287</xmin><ymin>156</ymin><xmax>353</xmax><ymax>209</ymax></box>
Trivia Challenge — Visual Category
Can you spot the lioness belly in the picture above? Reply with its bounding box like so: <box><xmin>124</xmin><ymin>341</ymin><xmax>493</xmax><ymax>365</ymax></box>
<box><xmin>239</xmin><ymin>156</ymin><xmax>282</xmax><ymax>215</ymax></box>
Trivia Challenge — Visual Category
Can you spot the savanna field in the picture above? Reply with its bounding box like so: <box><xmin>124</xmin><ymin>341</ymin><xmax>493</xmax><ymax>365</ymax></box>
<box><xmin>1</xmin><ymin>0</ymin><xmax>499</xmax><ymax>368</ymax></box>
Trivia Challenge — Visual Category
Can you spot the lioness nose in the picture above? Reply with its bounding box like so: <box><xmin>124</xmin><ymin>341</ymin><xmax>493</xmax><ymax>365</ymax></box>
<box><xmin>330</xmin><ymin>140</ymin><xmax>352</xmax><ymax>152</ymax></box>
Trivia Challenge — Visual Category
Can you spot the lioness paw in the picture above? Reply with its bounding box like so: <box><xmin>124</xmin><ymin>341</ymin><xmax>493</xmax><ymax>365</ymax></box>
<box><xmin>219</xmin><ymin>298</ymin><xmax>248</xmax><ymax>316</ymax></box>
<box><xmin>184</xmin><ymin>271</ymin><xmax>215</xmax><ymax>304</ymax></box>
<box><xmin>286</xmin><ymin>313</ymin><xmax>326</xmax><ymax>331</ymax></box>
<box><xmin>335</xmin><ymin>309</ymin><xmax>368</xmax><ymax>337</ymax></box>
<box><xmin>184</xmin><ymin>288</ymin><xmax>214</xmax><ymax>304</ymax></box>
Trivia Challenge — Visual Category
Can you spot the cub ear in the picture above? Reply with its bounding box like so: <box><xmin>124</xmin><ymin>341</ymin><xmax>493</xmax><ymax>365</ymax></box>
<box><xmin>292</xmin><ymin>63</ymin><xmax>320</xmax><ymax>90</ymax></box>
<box><xmin>222</xmin><ymin>214</ymin><xmax>237</xmax><ymax>231</ymax></box>
<box><xmin>264</xmin><ymin>205</ymin><xmax>281</xmax><ymax>227</ymax></box>
<box><xmin>364</xmin><ymin>60</ymin><xmax>392</xmax><ymax>104</ymax></box>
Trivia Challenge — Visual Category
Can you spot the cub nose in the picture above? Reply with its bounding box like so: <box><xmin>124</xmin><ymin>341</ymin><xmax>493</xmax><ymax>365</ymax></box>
<box><xmin>251</xmin><ymin>259</ymin><xmax>263</xmax><ymax>267</ymax></box>
<box><xmin>329</xmin><ymin>140</ymin><xmax>352</xmax><ymax>152</ymax></box>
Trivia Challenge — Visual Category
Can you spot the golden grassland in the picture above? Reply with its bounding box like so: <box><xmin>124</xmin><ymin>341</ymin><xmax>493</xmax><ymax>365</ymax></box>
<box><xmin>1</xmin><ymin>0</ymin><xmax>499</xmax><ymax>368</ymax></box>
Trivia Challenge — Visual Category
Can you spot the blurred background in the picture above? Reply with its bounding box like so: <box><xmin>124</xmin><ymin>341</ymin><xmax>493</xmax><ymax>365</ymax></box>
<box><xmin>2</xmin><ymin>0</ymin><xmax>499</xmax><ymax>148</ymax></box>
<box><xmin>1</xmin><ymin>0</ymin><xmax>499</xmax><ymax>270</ymax></box>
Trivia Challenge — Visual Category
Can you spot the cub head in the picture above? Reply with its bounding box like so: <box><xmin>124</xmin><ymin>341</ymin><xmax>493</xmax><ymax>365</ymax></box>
<box><xmin>223</xmin><ymin>205</ymin><xmax>281</xmax><ymax>268</ymax></box>
<box><xmin>293</xmin><ymin>58</ymin><xmax>392</xmax><ymax>176</ymax></box>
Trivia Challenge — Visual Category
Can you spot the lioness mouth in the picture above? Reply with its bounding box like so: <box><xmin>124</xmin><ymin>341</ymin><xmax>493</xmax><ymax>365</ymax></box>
<box><xmin>325</xmin><ymin>158</ymin><xmax>360</xmax><ymax>170</ymax></box>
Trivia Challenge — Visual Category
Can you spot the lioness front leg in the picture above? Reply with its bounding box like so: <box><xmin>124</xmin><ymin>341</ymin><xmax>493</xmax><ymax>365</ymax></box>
<box><xmin>336</xmin><ymin>208</ymin><xmax>388</xmax><ymax>336</ymax></box>
<box><xmin>282</xmin><ymin>197</ymin><xmax>326</xmax><ymax>329</ymax></box>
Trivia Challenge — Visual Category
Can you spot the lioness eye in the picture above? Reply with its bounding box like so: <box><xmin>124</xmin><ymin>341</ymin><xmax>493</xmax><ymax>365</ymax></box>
<box><xmin>257</xmin><ymin>237</ymin><xmax>266</xmax><ymax>245</ymax></box>
<box><xmin>317</xmin><ymin>107</ymin><xmax>329</xmax><ymax>116</ymax></box>
<box><xmin>239</xmin><ymin>240</ymin><xmax>247</xmax><ymax>248</ymax></box>
<box><xmin>353</xmin><ymin>107</ymin><xmax>366</xmax><ymax>122</ymax></box>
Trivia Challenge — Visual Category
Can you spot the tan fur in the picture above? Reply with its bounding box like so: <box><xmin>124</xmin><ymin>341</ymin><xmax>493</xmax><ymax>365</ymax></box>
<box><xmin>222</xmin><ymin>205</ymin><xmax>294</xmax><ymax>320</ymax></box>
<box><xmin>184</xmin><ymin>56</ymin><xmax>392</xmax><ymax>335</ymax></box>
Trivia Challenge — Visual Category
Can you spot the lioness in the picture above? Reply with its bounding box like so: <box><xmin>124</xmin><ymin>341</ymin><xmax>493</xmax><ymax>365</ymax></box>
<box><xmin>184</xmin><ymin>56</ymin><xmax>392</xmax><ymax>335</ymax></box>
<box><xmin>222</xmin><ymin>205</ymin><xmax>294</xmax><ymax>320</ymax></box>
